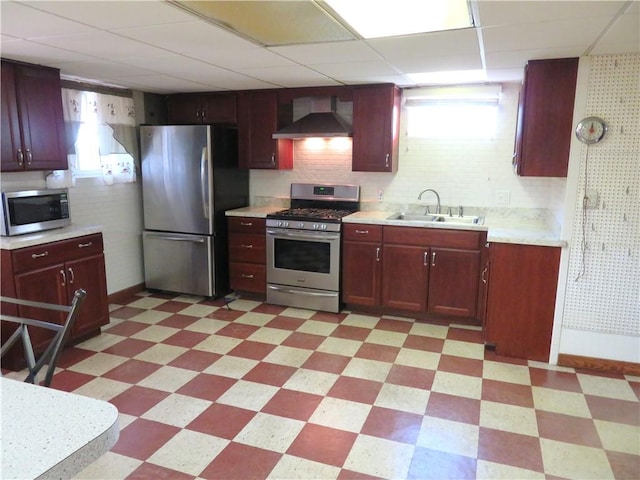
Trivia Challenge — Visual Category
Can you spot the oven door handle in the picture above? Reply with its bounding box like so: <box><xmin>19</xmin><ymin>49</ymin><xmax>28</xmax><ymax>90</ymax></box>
<box><xmin>266</xmin><ymin>229</ymin><xmax>340</xmax><ymax>241</ymax></box>
<box><xmin>267</xmin><ymin>285</ymin><xmax>338</xmax><ymax>298</ymax></box>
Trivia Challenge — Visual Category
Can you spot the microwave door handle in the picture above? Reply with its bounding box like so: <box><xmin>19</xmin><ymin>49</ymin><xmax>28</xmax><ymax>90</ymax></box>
<box><xmin>200</xmin><ymin>146</ymin><xmax>209</xmax><ymax>219</ymax></box>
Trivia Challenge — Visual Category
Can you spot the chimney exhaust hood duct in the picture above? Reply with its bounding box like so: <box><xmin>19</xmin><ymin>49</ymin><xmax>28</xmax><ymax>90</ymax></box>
<box><xmin>273</xmin><ymin>97</ymin><xmax>352</xmax><ymax>139</ymax></box>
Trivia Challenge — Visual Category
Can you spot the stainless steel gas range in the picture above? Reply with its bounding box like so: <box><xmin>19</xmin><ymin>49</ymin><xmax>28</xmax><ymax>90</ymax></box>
<box><xmin>266</xmin><ymin>183</ymin><xmax>360</xmax><ymax>313</ymax></box>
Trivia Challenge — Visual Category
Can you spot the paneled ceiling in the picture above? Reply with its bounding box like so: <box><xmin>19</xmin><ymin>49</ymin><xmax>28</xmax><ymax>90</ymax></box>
<box><xmin>1</xmin><ymin>0</ymin><xmax>638</xmax><ymax>94</ymax></box>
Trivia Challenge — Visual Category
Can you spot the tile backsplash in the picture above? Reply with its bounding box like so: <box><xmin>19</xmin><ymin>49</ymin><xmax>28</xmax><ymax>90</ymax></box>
<box><xmin>250</xmin><ymin>83</ymin><xmax>567</xmax><ymax>225</ymax></box>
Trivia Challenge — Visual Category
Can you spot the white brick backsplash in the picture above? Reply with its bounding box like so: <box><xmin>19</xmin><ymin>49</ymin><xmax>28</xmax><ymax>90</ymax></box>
<box><xmin>251</xmin><ymin>83</ymin><xmax>566</xmax><ymax>211</ymax></box>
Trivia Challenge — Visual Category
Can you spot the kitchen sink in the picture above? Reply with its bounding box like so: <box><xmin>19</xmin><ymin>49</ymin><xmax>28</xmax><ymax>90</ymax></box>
<box><xmin>387</xmin><ymin>212</ymin><xmax>484</xmax><ymax>225</ymax></box>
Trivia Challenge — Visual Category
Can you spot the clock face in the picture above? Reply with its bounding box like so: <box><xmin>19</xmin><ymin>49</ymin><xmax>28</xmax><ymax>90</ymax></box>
<box><xmin>576</xmin><ymin>117</ymin><xmax>607</xmax><ymax>144</ymax></box>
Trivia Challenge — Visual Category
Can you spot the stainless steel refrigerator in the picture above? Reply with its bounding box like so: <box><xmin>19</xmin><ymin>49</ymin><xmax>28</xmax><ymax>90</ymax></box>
<box><xmin>140</xmin><ymin>125</ymin><xmax>248</xmax><ymax>297</ymax></box>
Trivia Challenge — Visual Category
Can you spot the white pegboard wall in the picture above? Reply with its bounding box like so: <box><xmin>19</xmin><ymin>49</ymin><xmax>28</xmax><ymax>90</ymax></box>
<box><xmin>563</xmin><ymin>54</ymin><xmax>640</xmax><ymax>336</ymax></box>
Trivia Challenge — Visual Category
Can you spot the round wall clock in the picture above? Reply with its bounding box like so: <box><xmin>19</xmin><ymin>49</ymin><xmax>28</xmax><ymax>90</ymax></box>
<box><xmin>575</xmin><ymin>116</ymin><xmax>607</xmax><ymax>144</ymax></box>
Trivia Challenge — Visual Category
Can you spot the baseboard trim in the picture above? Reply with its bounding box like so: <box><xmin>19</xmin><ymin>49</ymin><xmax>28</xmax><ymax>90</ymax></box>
<box><xmin>107</xmin><ymin>283</ymin><xmax>145</xmax><ymax>305</ymax></box>
<box><xmin>557</xmin><ymin>353</ymin><xmax>640</xmax><ymax>376</ymax></box>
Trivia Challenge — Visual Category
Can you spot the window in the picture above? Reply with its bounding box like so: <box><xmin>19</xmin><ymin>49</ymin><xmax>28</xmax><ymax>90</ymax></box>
<box><xmin>61</xmin><ymin>89</ymin><xmax>137</xmax><ymax>184</ymax></box>
<box><xmin>405</xmin><ymin>85</ymin><xmax>501</xmax><ymax>139</ymax></box>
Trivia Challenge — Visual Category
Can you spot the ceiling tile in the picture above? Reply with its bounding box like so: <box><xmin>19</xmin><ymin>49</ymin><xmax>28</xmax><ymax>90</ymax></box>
<box><xmin>590</xmin><ymin>9</ymin><xmax>640</xmax><ymax>54</ymax></box>
<box><xmin>476</xmin><ymin>1</ymin><xmax>628</xmax><ymax>27</ymax></box>
<box><xmin>309</xmin><ymin>60</ymin><xmax>400</xmax><ymax>78</ymax></box>
<box><xmin>269</xmin><ymin>40</ymin><xmax>382</xmax><ymax>64</ymax></box>
<box><xmin>32</xmin><ymin>31</ymin><xmax>172</xmax><ymax>59</ymax></box>
<box><xmin>236</xmin><ymin>65</ymin><xmax>341</xmax><ymax>88</ymax></box>
<box><xmin>98</xmin><ymin>74</ymin><xmax>218</xmax><ymax>94</ymax></box>
<box><xmin>366</xmin><ymin>29</ymin><xmax>480</xmax><ymax>59</ymax></box>
<box><xmin>0</xmin><ymin>1</ymin><xmax>95</xmax><ymax>38</ymax></box>
<box><xmin>481</xmin><ymin>16</ymin><xmax>613</xmax><ymax>53</ymax></box>
<box><xmin>341</xmin><ymin>74</ymin><xmax>415</xmax><ymax>87</ymax></box>
<box><xmin>55</xmin><ymin>59</ymin><xmax>154</xmax><ymax>78</ymax></box>
<box><xmin>385</xmin><ymin>53</ymin><xmax>483</xmax><ymax>75</ymax></box>
<box><xmin>184</xmin><ymin>47</ymin><xmax>297</xmax><ymax>70</ymax></box>
<box><xmin>113</xmin><ymin>21</ymin><xmax>255</xmax><ymax>54</ymax></box>
<box><xmin>23</xmin><ymin>0</ymin><xmax>197</xmax><ymax>29</ymax></box>
<box><xmin>0</xmin><ymin>38</ymin><xmax>101</xmax><ymax>66</ymax></box>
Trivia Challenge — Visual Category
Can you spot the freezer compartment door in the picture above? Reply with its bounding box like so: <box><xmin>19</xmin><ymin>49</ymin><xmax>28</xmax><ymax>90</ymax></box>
<box><xmin>143</xmin><ymin>231</ymin><xmax>214</xmax><ymax>297</ymax></box>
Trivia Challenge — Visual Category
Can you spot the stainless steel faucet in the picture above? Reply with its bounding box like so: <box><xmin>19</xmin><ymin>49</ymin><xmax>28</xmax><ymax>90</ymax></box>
<box><xmin>417</xmin><ymin>189</ymin><xmax>441</xmax><ymax>214</ymax></box>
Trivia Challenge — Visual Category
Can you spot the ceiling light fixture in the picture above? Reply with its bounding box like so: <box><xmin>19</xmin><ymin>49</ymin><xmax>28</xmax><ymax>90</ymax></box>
<box><xmin>323</xmin><ymin>0</ymin><xmax>474</xmax><ymax>39</ymax></box>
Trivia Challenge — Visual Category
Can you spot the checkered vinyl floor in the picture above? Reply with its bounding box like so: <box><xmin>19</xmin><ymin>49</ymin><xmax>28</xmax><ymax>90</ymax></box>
<box><xmin>6</xmin><ymin>291</ymin><xmax>639</xmax><ymax>479</ymax></box>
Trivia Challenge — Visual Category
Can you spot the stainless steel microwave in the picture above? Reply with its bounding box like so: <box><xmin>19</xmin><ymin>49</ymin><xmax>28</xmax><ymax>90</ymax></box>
<box><xmin>0</xmin><ymin>188</ymin><xmax>71</xmax><ymax>236</ymax></box>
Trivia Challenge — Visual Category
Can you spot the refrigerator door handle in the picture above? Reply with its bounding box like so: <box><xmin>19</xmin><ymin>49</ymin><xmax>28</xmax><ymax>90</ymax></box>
<box><xmin>200</xmin><ymin>146</ymin><xmax>209</xmax><ymax>219</ymax></box>
<box><xmin>145</xmin><ymin>234</ymin><xmax>206</xmax><ymax>243</ymax></box>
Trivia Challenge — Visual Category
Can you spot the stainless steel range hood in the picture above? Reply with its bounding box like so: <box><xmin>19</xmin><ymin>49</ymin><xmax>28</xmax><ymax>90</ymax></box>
<box><xmin>273</xmin><ymin>97</ymin><xmax>352</xmax><ymax>139</ymax></box>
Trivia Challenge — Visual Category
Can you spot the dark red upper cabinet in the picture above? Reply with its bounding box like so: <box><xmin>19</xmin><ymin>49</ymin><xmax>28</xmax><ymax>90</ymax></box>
<box><xmin>513</xmin><ymin>58</ymin><xmax>579</xmax><ymax>177</ymax></box>
<box><xmin>352</xmin><ymin>84</ymin><xmax>401</xmax><ymax>172</ymax></box>
<box><xmin>1</xmin><ymin>60</ymin><xmax>67</xmax><ymax>172</ymax></box>
<box><xmin>167</xmin><ymin>92</ymin><xmax>236</xmax><ymax>125</ymax></box>
<box><xmin>237</xmin><ymin>90</ymin><xmax>292</xmax><ymax>170</ymax></box>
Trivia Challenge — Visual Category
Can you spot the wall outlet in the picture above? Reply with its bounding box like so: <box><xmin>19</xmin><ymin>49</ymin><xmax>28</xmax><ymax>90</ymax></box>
<box><xmin>584</xmin><ymin>189</ymin><xmax>599</xmax><ymax>209</ymax></box>
<box><xmin>496</xmin><ymin>190</ymin><xmax>511</xmax><ymax>206</ymax></box>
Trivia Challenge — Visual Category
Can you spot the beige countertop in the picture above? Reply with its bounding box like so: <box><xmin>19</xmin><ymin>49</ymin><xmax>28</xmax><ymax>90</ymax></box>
<box><xmin>227</xmin><ymin>206</ymin><xmax>567</xmax><ymax>247</ymax></box>
<box><xmin>0</xmin><ymin>225</ymin><xmax>102</xmax><ymax>250</ymax></box>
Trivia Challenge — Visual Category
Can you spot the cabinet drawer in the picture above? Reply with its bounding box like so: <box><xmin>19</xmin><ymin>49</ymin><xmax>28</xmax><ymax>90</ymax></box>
<box><xmin>229</xmin><ymin>233</ymin><xmax>266</xmax><ymax>264</ymax></box>
<box><xmin>230</xmin><ymin>262</ymin><xmax>266</xmax><ymax>294</ymax></box>
<box><xmin>384</xmin><ymin>226</ymin><xmax>484</xmax><ymax>250</ymax></box>
<box><xmin>228</xmin><ymin>217</ymin><xmax>266</xmax><ymax>234</ymax></box>
<box><xmin>343</xmin><ymin>224</ymin><xmax>383</xmax><ymax>242</ymax></box>
<box><xmin>11</xmin><ymin>234</ymin><xmax>104</xmax><ymax>273</ymax></box>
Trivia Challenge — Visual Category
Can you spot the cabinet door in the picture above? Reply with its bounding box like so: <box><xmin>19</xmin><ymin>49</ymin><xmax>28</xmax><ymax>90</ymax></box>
<box><xmin>513</xmin><ymin>58</ymin><xmax>578</xmax><ymax>177</ymax></box>
<box><xmin>381</xmin><ymin>244</ymin><xmax>428</xmax><ymax>312</ymax></box>
<box><xmin>342</xmin><ymin>240</ymin><xmax>381</xmax><ymax>306</ymax></box>
<box><xmin>167</xmin><ymin>94</ymin><xmax>202</xmax><ymax>124</ymax></box>
<box><xmin>1</xmin><ymin>62</ymin><xmax>23</xmax><ymax>172</ymax></box>
<box><xmin>14</xmin><ymin>264</ymin><xmax>67</xmax><ymax>353</ymax></box>
<box><xmin>428</xmin><ymin>248</ymin><xmax>481</xmax><ymax>318</ymax></box>
<box><xmin>352</xmin><ymin>85</ymin><xmax>400</xmax><ymax>172</ymax></box>
<box><xmin>238</xmin><ymin>91</ymin><xmax>292</xmax><ymax>169</ymax></box>
<box><xmin>201</xmin><ymin>93</ymin><xmax>236</xmax><ymax>124</ymax></box>
<box><xmin>14</xmin><ymin>64</ymin><xmax>67</xmax><ymax>171</ymax></box>
<box><xmin>485</xmin><ymin>244</ymin><xmax>560</xmax><ymax>361</ymax></box>
<box><xmin>65</xmin><ymin>254</ymin><xmax>109</xmax><ymax>338</ymax></box>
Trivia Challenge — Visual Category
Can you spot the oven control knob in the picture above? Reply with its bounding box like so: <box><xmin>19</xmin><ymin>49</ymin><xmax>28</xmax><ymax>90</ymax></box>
<box><xmin>312</xmin><ymin>224</ymin><xmax>319</xmax><ymax>230</ymax></box>
<box><xmin>284</xmin><ymin>222</ymin><xmax>290</xmax><ymax>228</ymax></box>
<box><xmin>321</xmin><ymin>224</ymin><xmax>327</xmax><ymax>230</ymax></box>
<box><xmin>298</xmin><ymin>222</ymin><xmax>304</xmax><ymax>229</ymax></box>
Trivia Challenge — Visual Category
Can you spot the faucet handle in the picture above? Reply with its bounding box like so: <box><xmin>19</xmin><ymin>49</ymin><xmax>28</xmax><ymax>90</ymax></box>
<box><xmin>458</xmin><ymin>205</ymin><xmax>464</xmax><ymax>217</ymax></box>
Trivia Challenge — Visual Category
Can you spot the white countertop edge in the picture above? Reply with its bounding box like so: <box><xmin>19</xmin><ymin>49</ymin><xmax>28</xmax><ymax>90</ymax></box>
<box><xmin>0</xmin><ymin>378</ymin><xmax>119</xmax><ymax>480</ymax></box>
<box><xmin>0</xmin><ymin>225</ymin><xmax>102</xmax><ymax>250</ymax></box>
<box><xmin>39</xmin><ymin>418</ymin><xmax>119</xmax><ymax>480</ymax></box>
<box><xmin>225</xmin><ymin>206</ymin><xmax>284</xmax><ymax>218</ymax></box>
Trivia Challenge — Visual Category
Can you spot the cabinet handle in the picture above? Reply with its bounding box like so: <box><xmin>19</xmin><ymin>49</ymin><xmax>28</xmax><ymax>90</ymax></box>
<box><xmin>68</xmin><ymin>267</ymin><xmax>75</xmax><ymax>284</ymax></box>
<box><xmin>78</xmin><ymin>242</ymin><xmax>93</xmax><ymax>248</ymax></box>
<box><xmin>25</xmin><ymin>148</ymin><xmax>32</xmax><ymax>165</ymax></box>
<box><xmin>482</xmin><ymin>267</ymin><xmax>488</xmax><ymax>284</ymax></box>
<box><xmin>241</xmin><ymin>274</ymin><xmax>254</xmax><ymax>279</ymax></box>
<box><xmin>355</xmin><ymin>229</ymin><xmax>369</xmax><ymax>234</ymax></box>
<box><xmin>17</xmin><ymin>148</ymin><xmax>24</xmax><ymax>166</ymax></box>
<box><xmin>384</xmin><ymin>153</ymin><xmax>390</xmax><ymax>168</ymax></box>
<box><xmin>31</xmin><ymin>251</ymin><xmax>49</xmax><ymax>259</ymax></box>
<box><xmin>431</xmin><ymin>251</ymin><xmax>437</xmax><ymax>267</ymax></box>
<box><xmin>271</xmin><ymin>153</ymin><xmax>276</xmax><ymax>165</ymax></box>
<box><xmin>60</xmin><ymin>269</ymin><xmax>67</xmax><ymax>286</ymax></box>
<box><xmin>423</xmin><ymin>251</ymin><xmax>428</xmax><ymax>266</ymax></box>
<box><xmin>376</xmin><ymin>247</ymin><xmax>380</xmax><ymax>262</ymax></box>
<box><xmin>240</xmin><ymin>244</ymin><xmax>253</xmax><ymax>249</ymax></box>
<box><xmin>240</xmin><ymin>222</ymin><xmax>253</xmax><ymax>226</ymax></box>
